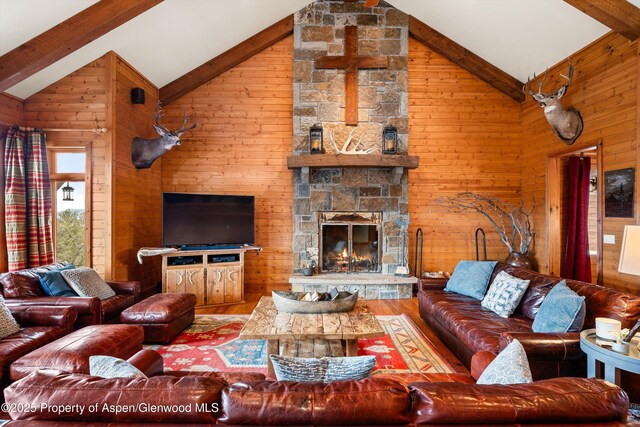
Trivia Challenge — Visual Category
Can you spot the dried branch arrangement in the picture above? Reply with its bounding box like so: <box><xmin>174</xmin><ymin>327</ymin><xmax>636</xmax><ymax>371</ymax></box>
<box><xmin>437</xmin><ymin>192</ymin><xmax>534</xmax><ymax>255</ymax></box>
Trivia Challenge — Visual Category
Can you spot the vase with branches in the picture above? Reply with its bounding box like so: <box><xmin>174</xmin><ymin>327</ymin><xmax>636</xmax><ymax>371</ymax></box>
<box><xmin>437</xmin><ymin>192</ymin><xmax>535</xmax><ymax>269</ymax></box>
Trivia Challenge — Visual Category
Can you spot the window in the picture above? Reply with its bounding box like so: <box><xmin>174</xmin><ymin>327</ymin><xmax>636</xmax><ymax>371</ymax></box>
<box><xmin>48</xmin><ymin>147</ymin><xmax>91</xmax><ymax>266</ymax></box>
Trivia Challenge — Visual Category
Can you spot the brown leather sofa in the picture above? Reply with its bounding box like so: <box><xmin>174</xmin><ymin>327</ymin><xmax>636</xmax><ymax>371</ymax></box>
<box><xmin>0</xmin><ymin>305</ymin><xmax>76</xmax><ymax>387</ymax></box>
<box><xmin>418</xmin><ymin>262</ymin><xmax>640</xmax><ymax>380</ymax></box>
<box><xmin>0</xmin><ymin>263</ymin><xmax>141</xmax><ymax>328</ymax></box>
<box><xmin>1</xmin><ymin>349</ymin><xmax>631</xmax><ymax>426</ymax></box>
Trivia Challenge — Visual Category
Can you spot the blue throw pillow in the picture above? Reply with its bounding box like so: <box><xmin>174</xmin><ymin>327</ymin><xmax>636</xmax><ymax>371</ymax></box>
<box><xmin>38</xmin><ymin>267</ymin><xmax>78</xmax><ymax>297</ymax></box>
<box><xmin>445</xmin><ymin>260</ymin><xmax>498</xmax><ymax>300</ymax></box>
<box><xmin>532</xmin><ymin>280</ymin><xmax>585</xmax><ymax>333</ymax></box>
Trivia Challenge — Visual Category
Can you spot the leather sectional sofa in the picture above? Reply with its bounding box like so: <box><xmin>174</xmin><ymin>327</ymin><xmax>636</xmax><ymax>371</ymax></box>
<box><xmin>2</xmin><ymin>349</ymin><xmax>631</xmax><ymax>426</ymax></box>
<box><xmin>0</xmin><ymin>264</ymin><xmax>141</xmax><ymax>328</ymax></box>
<box><xmin>0</xmin><ymin>305</ymin><xmax>76</xmax><ymax>388</ymax></box>
<box><xmin>418</xmin><ymin>262</ymin><xmax>640</xmax><ymax>379</ymax></box>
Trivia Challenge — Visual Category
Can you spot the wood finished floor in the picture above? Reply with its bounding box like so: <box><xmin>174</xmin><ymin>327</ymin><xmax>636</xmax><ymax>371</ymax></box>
<box><xmin>197</xmin><ymin>293</ymin><xmax>468</xmax><ymax>374</ymax></box>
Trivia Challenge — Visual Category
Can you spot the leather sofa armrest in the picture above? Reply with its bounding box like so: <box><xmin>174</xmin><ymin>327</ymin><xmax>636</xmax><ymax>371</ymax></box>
<box><xmin>106</xmin><ymin>280</ymin><xmax>141</xmax><ymax>297</ymax></box>
<box><xmin>5</xmin><ymin>296</ymin><xmax>100</xmax><ymax>316</ymax></box>
<box><xmin>499</xmin><ymin>332</ymin><xmax>582</xmax><ymax>361</ymax></box>
<box><xmin>128</xmin><ymin>349</ymin><xmax>164</xmax><ymax>377</ymax></box>
<box><xmin>419</xmin><ymin>278</ymin><xmax>448</xmax><ymax>292</ymax></box>
<box><xmin>8</xmin><ymin>305</ymin><xmax>77</xmax><ymax>330</ymax></box>
<box><xmin>470</xmin><ymin>351</ymin><xmax>497</xmax><ymax>381</ymax></box>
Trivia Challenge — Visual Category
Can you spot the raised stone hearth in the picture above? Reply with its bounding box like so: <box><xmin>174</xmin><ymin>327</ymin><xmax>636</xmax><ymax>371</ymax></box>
<box><xmin>289</xmin><ymin>273</ymin><xmax>416</xmax><ymax>299</ymax></box>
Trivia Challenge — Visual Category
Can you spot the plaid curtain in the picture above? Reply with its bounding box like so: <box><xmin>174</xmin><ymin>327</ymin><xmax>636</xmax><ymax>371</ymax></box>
<box><xmin>4</xmin><ymin>127</ymin><xmax>54</xmax><ymax>271</ymax></box>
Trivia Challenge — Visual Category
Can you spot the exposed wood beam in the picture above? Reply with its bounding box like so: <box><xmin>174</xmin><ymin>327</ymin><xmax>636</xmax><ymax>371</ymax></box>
<box><xmin>564</xmin><ymin>0</ymin><xmax>640</xmax><ymax>41</ymax></box>
<box><xmin>0</xmin><ymin>0</ymin><xmax>163</xmax><ymax>92</ymax></box>
<box><xmin>160</xmin><ymin>15</ymin><xmax>294</xmax><ymax>104</ymax></box>
<box><xmin>408</xmin><ymin>16</ymin><xmax>525</xmax><ymax>103</ymax></box>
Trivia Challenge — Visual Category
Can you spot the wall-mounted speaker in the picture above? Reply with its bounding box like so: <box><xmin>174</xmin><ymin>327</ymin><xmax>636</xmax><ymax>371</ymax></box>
<box><xmin>131</xmin><ymin>87</ymin><xmax>145</xmax><ymax>104</ymax></box>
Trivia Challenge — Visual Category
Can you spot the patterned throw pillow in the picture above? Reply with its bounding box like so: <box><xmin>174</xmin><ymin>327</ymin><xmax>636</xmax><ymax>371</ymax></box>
<box><xmin>270</xmin><ymin>355</ymin><xmax>376</xmax><ymax>383</ymax></box>
<box><xmin>532</xmin><ymin>280</ymin><xmax>586</xmax><ymax>333</ymax></box>
<box><xmin>0</xmin><ymin>296</ymin><xmax>20</xmax><ymax>339</ymax></box>
<box><xmin>61</xmin><ymin>268</ymin><xmax>116</xmax><ymax>300</ymax></box>
<box><xmin>89</xmin><ymin>356</ymin><xmax>147</xmax><ymax>379</ymax></box>
<box><xmin>445</xmin><ymin>261</ymin><xmax>498</xmax><ymax>300</ymax></box>
<box><xmin>476</xmin><ymin>339</ymin><xmax>532</xmax><ymax>385</ymax></box>
<box><xmin>481</xmin><ymin>271</ymin><xmax>530</xmax><ymax>318</ymax></box>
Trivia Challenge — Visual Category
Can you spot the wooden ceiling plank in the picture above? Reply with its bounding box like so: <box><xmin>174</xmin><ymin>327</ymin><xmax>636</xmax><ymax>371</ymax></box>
<box><xmin>408</xmin><ymin>16</ymin><xmax>525</xmax><ymax>103</ymax></box>
<box><xmin>563</xmin><ymin>0</ymin><xmax>640</xmax><ymax>41</ymax></box>
<box><xmin>0</xmin><ymin>0</ymin><xmax>163</xmax><ymax>92</ymax></box>
<box><xmin>160</xmin><ymin>15</ymin><xmax>294</xmax><ymax>104</ymax></box>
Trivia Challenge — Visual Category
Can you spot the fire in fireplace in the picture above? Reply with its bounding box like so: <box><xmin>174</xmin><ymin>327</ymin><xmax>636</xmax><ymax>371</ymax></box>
<box><xmin>320</xmin><ymin>212</ymin><xmax>382</xmax><ymax>273</ymax></box>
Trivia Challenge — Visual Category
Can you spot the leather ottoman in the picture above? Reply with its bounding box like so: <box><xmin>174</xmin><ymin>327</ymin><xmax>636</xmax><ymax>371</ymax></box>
<box><xmin>120</xmin><ymin>293</ymin><xmax>196</xmax><ymax>344</ymax></box>
<box><xmin>10</xmin><ymin>324</ymin><xmax>144</xmax><ymax>381</ymax></box>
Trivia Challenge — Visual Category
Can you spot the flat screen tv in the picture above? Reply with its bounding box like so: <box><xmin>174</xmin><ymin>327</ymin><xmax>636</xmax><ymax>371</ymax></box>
<box><xmin>162</xmin><ymin>193</ymin><xmax>255</xmax><ymax>248</ymax></box>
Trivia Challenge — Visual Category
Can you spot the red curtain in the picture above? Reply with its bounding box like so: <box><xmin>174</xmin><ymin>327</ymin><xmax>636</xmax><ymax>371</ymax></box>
<box><xmin>4</xmin><ymin>126</ymin><xmax>54</xmax><ymax>271</ymax></box>
<box><xmin>563</xmin><ymin>156</ymin><xmax>591</xmax><ymax>282</ymax></box>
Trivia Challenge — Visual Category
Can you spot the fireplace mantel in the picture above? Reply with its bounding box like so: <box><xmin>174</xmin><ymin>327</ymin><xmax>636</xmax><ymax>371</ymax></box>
<box><xmin>288</xmin><ymin>155</ymin><xmax>419</xmax><ymax>184</ymax></box>
<box><xmin>287</xmin><ymin>154</ymin><xmax>419</xmax><ymax>170</ymax></box>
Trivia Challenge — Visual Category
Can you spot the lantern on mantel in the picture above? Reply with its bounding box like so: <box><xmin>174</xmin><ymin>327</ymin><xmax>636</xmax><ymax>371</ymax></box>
<box><xmin>62</xmin><ymin>182</ymin><xmax>74</xmax><ymax>202</ymax></box>
<box><xmin>382</xmin><ymin>125</ymin><xmax>397</xmax><ymax>154</ymax></box>
<box><xmin>310</xmin><ymin>124</ymin><xmax>324</xmax><ymax>154</ymax></box>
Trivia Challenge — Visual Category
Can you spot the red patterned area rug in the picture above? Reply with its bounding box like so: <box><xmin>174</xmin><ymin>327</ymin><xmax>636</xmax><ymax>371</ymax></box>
<box><xmin>145</xmin><ymin>314</ymin><xmax>454</xmax><ymax>375</ymax></box>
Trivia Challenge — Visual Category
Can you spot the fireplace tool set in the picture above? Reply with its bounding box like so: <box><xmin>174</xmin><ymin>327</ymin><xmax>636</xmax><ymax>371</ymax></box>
<box><xmin>395</xmin><ymin>217</ymin><xmax>410</xmax><ymax>276</ymax></box>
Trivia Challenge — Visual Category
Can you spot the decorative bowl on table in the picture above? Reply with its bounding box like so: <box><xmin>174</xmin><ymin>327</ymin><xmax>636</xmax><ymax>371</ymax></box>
<box><xmin>272</xmin><ymin>290</ymin><xmax>358</xmax><ymax>313</ymax></box>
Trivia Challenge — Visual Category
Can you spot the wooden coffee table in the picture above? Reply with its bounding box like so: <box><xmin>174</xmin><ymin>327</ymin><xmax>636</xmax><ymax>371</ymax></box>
<box><xmin>239</xmin><ymin>296</ymin><xmax>384</xmax><ymax>374</ymax></box>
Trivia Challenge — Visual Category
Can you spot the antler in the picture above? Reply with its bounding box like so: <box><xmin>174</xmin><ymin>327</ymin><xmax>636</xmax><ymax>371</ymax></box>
<box><xmin>329</xmin><ymin>129</ymin><xmax>377</xmax><ymax>155</ymax></box>
<box><xmin>559</xmin><ymin>61</ymin><xmax>574</xmax><ymax>89</ymax></box>
<box><xmin>523</xmin><ymin>69</ymin><xmax>548</xmax><ymax>97</ymax></box>
<box><xmin>175</xmin><ymin>111</ymin><xmax>197</xmax><ymax>135</ymax></box>
<box><xmin>153</xmin><ymin>102</ymin><xmax>171</xmax><ymax>134</ymax></box>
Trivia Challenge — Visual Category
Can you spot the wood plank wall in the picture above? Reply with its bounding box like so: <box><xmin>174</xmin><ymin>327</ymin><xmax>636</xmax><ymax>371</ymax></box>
<box><xmin>0</xmin><ymin>93</ymin><xmax>24</xmax><ymax>272</ymax></box>
<box><xmin>161</xmin><ymin>37</ymin><xmax>294</xmax><ymax>293</ymax></box>
<box><xmin>20</xmin><ymin>58</ymin><xmax>109</xmax><ymax>277</ymax></box>
<box><xmin>521</xmin><ymin>33</ymin><xmax>639</xmax><ymax>294</ymax></box>
<box><xmin>407</xmin><ymin>37</ymin><xmax>523</xmax><ymax>275</ymax></box>
<box><xmin>112</xmin><ymin>55</ymin><xmax>161</xmax><ymax>297</ymax></box>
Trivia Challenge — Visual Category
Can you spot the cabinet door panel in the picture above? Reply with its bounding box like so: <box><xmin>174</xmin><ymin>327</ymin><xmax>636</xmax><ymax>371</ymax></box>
<box><xmin>206</xmin><ymin>267</ymin><xmax>225</xmax><ymax>305</ymax></box>
<box><xmin>225</xmin><ymin>266</ymin><xmax>242</xmax><ymax>303</ymax></box>
<box><xmin>165</xmin><ymin>269</ymin><xmax>185</xmax><ymax>294</ymax></box>
<box><xmin>185</xmin><ymin>268</ymin><xmax>205</xmax><ymax>306</ymax></box>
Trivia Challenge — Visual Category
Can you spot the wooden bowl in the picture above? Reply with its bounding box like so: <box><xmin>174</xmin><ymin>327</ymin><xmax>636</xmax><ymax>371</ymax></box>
<box><xmin>272</xmin><ymin>290</ymin><xmax>358</xmax><ymax>313</ymax></box>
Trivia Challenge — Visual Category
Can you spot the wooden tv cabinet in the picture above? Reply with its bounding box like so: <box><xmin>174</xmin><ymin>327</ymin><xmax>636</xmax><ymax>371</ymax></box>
<box><xmin>161</xmin><ymin>246</ymin><xmax>260</xmax><ymax>308</ymax></box>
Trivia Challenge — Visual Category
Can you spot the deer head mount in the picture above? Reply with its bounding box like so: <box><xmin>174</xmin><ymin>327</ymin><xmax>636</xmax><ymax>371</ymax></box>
<box><xmin>525</xmin><ymin>63</ymin><xmax>583</xmax><ymax>145</ymax></box>
<box><xmin>131</xmin><ymin>103</ymin><xmax>196</xmax><ymax>169</ymax></box>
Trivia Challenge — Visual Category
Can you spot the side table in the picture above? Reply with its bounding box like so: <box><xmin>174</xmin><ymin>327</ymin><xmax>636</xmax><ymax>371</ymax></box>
<box><xmin>579</xmin><ymin>328</ymin><xmax>640</xmax><ymax>385</ymax></box>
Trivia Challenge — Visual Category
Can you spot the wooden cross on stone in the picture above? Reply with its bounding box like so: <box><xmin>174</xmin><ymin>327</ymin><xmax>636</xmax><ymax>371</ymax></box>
<box><xmin>316</xmin><ymin>26</ymin><xmax>388</xmax><ymax>126</ymax></box>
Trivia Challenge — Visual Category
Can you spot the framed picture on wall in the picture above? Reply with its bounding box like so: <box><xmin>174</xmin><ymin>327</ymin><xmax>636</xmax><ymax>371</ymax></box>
<box><xmin>604</xmin><ymin>168</ymin><xmax>635</xmax><ymax>218</ymax></box>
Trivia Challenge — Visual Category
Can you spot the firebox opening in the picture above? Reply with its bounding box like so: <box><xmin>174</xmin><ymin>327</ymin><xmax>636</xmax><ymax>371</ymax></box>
<box><xmin>320</xmin><ymin>211</ymin><xmax>382</xmax><ymax>273</ymax></box>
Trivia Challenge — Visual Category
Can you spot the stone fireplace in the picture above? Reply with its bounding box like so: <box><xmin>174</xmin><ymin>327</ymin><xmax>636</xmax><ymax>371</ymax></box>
<box><xmin>289</xmin><ymin>0</ymin><xmax>417</xmax><ymax>299</ymax></box>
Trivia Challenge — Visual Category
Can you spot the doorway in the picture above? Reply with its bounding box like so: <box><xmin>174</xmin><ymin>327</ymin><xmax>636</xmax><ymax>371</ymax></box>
<box><xmin>547</xmin><ymin>142</ymin><xmax>603</xmax><ymax>285</ymax></box>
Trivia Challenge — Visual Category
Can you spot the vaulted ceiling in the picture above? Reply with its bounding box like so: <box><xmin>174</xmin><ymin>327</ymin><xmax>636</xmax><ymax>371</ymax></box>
<box><xmin>1</xmin><ymin>0</ymin><xmax>639</xmax><ymax>100</ymax></box>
